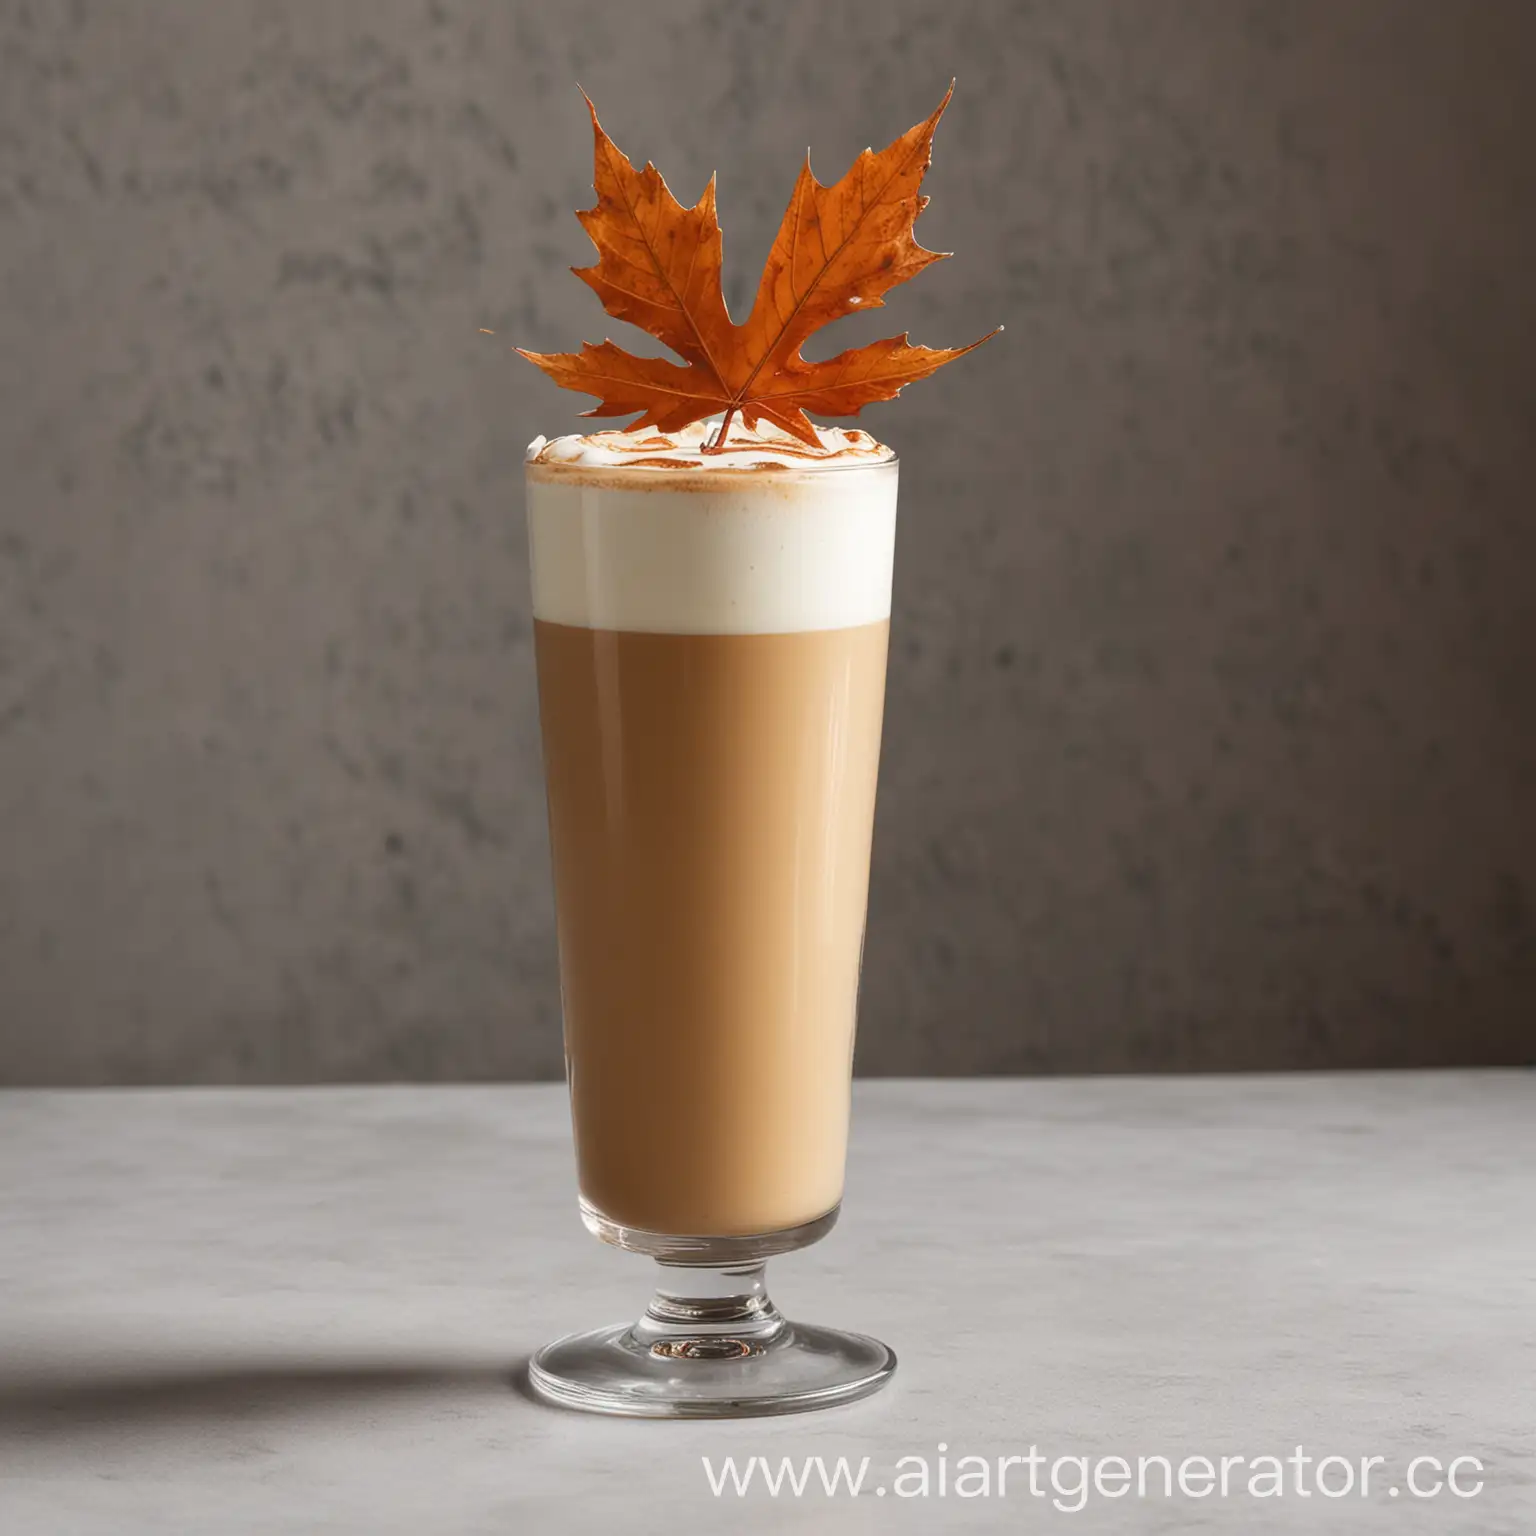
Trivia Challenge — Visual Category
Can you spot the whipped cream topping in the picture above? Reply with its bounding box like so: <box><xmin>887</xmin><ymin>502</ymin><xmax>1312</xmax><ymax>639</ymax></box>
<box><xmin>525</xmin><ymin>417</ymin><xmax>895</xmax><ymax>472</ymax></box>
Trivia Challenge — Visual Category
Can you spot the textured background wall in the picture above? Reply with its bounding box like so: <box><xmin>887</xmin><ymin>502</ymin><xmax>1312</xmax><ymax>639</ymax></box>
<box><xmin>1</xmin><ymin>0</ymin><xmax>1533</xmax><ymax>1083</ymax></box>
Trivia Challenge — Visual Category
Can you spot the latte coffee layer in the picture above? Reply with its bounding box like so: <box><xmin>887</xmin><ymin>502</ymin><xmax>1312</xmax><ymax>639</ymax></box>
<box><xmin>526</xmin><ymin>423</ymin><xmax>898</xmax><ymax>1238</ymax></box>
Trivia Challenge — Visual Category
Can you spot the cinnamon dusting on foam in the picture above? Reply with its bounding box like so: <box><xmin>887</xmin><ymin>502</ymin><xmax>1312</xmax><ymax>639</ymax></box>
<box><xmin>526</xmin><ymin>417</ymin><xmax>895</xmax><ymax>474</ymax></box>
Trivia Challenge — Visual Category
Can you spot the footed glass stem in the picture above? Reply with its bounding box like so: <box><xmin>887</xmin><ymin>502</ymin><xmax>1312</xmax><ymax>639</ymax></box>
<box><xmin>529</xmin><ymin>1260</ymin><xmax>895</xmax><ymax>1418</ymax></box>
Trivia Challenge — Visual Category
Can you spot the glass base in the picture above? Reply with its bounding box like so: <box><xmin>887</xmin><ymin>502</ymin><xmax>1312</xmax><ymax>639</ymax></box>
<box><xmin>578</xmin><ymin>1194</ymin><xmax>841</xmax><ymax>1264</ymax></box>
<box><xmin>529</xmin><ymin>1259</ymin><xmax>896</xmax><ymax>1419</ymax></box>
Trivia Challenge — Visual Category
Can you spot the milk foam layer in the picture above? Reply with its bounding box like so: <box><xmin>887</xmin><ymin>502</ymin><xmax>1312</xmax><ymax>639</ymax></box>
<box><xmin>526</xmin><ymin>423</ymin><xmax>898</xmax><ymax>635</ymax></box>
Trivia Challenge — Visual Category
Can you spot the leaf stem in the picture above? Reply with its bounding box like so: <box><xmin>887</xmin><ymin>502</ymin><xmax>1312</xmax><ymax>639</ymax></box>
<box><xmin>703</xmin><ymin>408</ymin><xmax>738</xmax><ymax>453</ymax></box>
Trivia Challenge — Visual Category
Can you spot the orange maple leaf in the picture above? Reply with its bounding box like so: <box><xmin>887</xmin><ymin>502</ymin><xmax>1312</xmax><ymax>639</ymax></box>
<box><xmin>517</xmin><ymin>84</ymin><xmax>997</xmax><ymax>450</ymax></box>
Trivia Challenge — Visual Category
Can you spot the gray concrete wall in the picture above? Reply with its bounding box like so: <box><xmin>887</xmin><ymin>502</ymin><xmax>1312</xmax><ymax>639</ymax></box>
<box><xmin>1</xmin><ymin>0</ymin><xmax>1532</xmax><ymax>1083</ymax></box>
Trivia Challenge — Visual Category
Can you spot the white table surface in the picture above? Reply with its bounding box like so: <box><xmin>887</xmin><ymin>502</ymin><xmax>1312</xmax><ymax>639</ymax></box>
<box><xmin>1</xmin><ymin>1074</ymin><xmax>1532</xmax><ymax>1534</ymax></box>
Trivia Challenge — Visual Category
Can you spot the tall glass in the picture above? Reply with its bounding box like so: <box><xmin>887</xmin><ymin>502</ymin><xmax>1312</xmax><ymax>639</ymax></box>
<box><xmin>524</xmin><ymin>445</ymin><xmax>898</xmax><ymax>1417</ymax></box>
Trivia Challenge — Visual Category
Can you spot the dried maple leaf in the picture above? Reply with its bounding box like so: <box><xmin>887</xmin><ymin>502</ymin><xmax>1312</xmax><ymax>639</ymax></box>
<box><xmin>518</xmin><ymin>84</ymin><xmax>996</xmax><ymax>450</ymax></box>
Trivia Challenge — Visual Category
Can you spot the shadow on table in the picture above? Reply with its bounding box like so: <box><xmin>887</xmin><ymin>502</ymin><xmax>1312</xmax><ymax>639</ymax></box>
<box><xmin>0</xmin><ymin>1356</ymin><xmax>535</xmax><ymax>1437</ymax></box>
